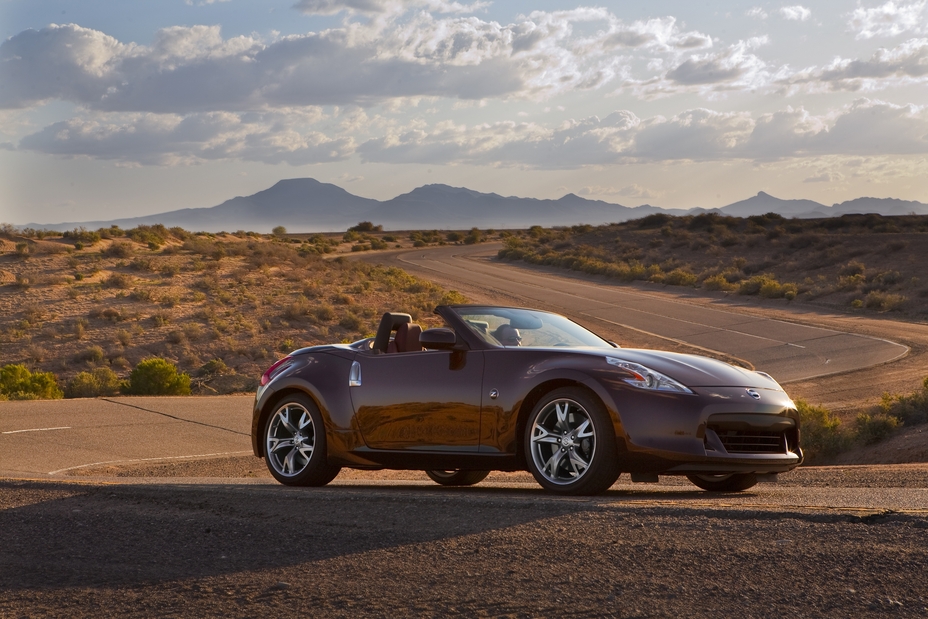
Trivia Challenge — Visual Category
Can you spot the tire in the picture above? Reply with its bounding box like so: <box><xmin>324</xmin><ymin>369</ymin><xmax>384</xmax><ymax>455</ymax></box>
<box><xmin>425</xmin><ymin>470</ymin><xmax>491</xmax><ymax>486</ymax></box>
<box><xmin>686</xmin><ymin>473</ymin><xmax>758</xmax><ymax>492</ymax></box>
<box><xmin>524</xmin><ymin>387</ymin><xmax>620</xmax><ymax>496</ymax></box>
<box><xmin>263</xmin><ymin>393</ymin><xmax>341</xmax><ymax>486</ymax></box>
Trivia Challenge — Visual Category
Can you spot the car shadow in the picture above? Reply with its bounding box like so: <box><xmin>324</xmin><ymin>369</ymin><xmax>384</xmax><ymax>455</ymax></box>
<box><xmin>0</xmin><ymin>478</ymin><xmax>765</xmax><ymax>592</ymax></box>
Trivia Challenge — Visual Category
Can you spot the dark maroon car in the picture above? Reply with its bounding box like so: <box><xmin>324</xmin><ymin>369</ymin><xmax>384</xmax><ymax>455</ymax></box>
<box><xmin>252</xmin><ymin>305</ymin><xmax>802</xmax><ymax>495</ymax></box>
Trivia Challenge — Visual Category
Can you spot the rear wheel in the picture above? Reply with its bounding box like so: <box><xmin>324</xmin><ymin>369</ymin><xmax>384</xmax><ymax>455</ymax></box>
<box><xmin>425</xmin><ymin>470</ymin><xmax>490</xmax><ymax>486</ymax></box>
<box><xmin>524</xmin><ymin>387</ymin><xmax>620</xmax><ymax>495</ymax></box>
<box><xmin>686</xmin><ymin>473</ymin><xmax>757</xmax><ymax>492</ymax></box>
<box><xmin>263</xmin><ymin>394</ymin><xmax>341</xmax><ymax>486</ymax></box>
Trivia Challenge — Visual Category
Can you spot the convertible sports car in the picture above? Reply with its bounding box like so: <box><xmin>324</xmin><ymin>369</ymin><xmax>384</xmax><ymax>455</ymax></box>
<box><xmin>252</xmin><ymin>305</ymin><xmax>802</xmax><ymax>495</ymax></box>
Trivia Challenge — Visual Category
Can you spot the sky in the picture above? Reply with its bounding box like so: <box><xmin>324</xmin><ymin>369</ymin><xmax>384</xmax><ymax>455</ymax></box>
<box><xmin>1</xmin><ymin>0</ymin><xmax>927</xmax><ymax>225</ymax></box>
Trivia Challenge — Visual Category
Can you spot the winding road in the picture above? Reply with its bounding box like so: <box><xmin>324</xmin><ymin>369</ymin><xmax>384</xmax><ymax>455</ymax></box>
<box><xmin>371</xmin><ymin>243</ymin><xmax>908</xmax><ymax>383</ymax></box>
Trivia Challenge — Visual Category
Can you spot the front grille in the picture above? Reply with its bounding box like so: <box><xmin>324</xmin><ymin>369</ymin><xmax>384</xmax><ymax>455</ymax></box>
<box><xmin>714</xmin><ymin>430</ymin><xmax>785</xmax><ymax>454</ymax></box>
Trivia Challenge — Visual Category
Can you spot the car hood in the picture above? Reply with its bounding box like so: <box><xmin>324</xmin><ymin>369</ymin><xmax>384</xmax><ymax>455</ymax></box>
<box><xmin>537</xmin><ymin>347</ymin><xmax>783</xmax><ymax>390</ymax></box>
<box><xmin>604</xmin><ymin>349</ymin><xmax>782</xmax><ymax>390</ymax></box>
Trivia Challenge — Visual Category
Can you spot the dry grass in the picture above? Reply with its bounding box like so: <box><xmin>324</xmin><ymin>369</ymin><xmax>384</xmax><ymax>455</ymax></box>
<box><xmin>0</xmin><ymin>226</ymin><xmax>472</xmax><ymax>395</ymax></box>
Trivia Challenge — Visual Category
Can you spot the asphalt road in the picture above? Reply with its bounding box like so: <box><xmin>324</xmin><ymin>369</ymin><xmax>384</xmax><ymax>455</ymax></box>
<box><xmin>0</xmin><ymin>395</ymin><xmax>252</xmax><ymax>478</ymax></box>
<box><xmin>377</xmin><ymin>243</ymin><xmax>908</xmax><ymax>383</ymax></box>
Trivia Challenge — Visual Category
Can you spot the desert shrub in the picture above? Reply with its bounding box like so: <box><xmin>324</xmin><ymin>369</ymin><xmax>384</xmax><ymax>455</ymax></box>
<box><xmin>127</xmin><ymin>224</ymin><xmax>169</xmax><ymax>247</ymax></box>
<box><xmin>663</xmin><ymin>269</ymin><xmax>698</xmax><ymax>287</ymax></box>
<box><xmin>124</xmin><ymin>358</ymin><xmax>191</xmax><ymax>395</ymax></box>
<box><xmin>351</xmin><ymin>243</ymin><xmax>371</xmax><ymax>252</ymax></box>
<box><xmin>65</xmin><ymin>367</ymin><xmax>122</xmax><ymax>398</ymax></box>
<box><xmin>636</xmin><ymin>213</ymin><xmax>673</xmax><ymax>229</ymax></box>
<box><xmin>90</xmin><ymin>307</ymin><xmax>125</xmax><ymax>322</ymax></box>
<box><xmin>104</xmin><ymin>242</ymin><xmax>135</xmax><ymax>258</ymax></box>
<box><xmin>104</xmin><ymin>272</ymin><xmax>134</xmax><ymax>289</ymax></box>
<box><xmin>199</xmin><ymin>359</ymin><xmax>230</xmax><ymax>376</ymax></box>
<box><xmin>864</xmin><ymin>291</ymin><xmax>906</xmax><ymax>311</ymax></box>
<box><xmin>702</xmin><ymin>273</ymin><xmax>738</xmax><ymax>291</ymax></box>
<box><xmin>272</xmin><ymin>225</ymin><xmax>287</xmax><ymax>237</ymax></box>
<box><xmin>314</xmin><ymin>305</ymin><xmax>336</xmax><ymax>322</ymax></box>
<box><xmin>349</xmin><ymin>222</ymin><xmax>383</xmax><ymax>232</ymax></box>
<box><xmin>879</xmin><ymin>376</ymin><xmax>928</xmax><ymax>426</ymax></box>
<box><xmin>76</xmin><ymin>345</ymin><xmax>106</xmax><ymax>365</ymax></box>
<box><xmin>130</xmin><ymin>288</ymin><xmax>154</xmax><ymax>302</ymax></box>
<box><xmin>129</xmin><ymin>257</ymin><xmax>153</xmax><ymax>271</ymax></box>
<box><xmin>63</xmin><ymin>227</ymin><xmax>101</xmax><ymax>246</ymax></box>
<box><xmin>339</xmin><ymin>313</ymin><xmax>363</xmax><ymax>331</ymax></box>
<box><xmin>161</xmin><ymin>264</ymin><xmax>181</xmax><ymax>278</ymax></box>
<box><xmin>795</xmin><ymin>399</ymin><xmax>849</xmax><ymax>460</ymax></box>
<box><xmin>0</xmin><ymin>364</ymin><xmax>63</xmax><ymax>400</ymax></box>
<box><xmin>855</xmin><ymin>413</ymin><xmax>899</xmax><ymax>445</ymax></box>
<box><xmin>446</xmin><ymin>231</ymin><xmax>463</xmax><ymax>242</ymax></box>
<box><xmin>439</xmin><ymin>290</ymin><xmax>468</xmax><ymax>305</ymax></box>
<box><xmin>738</xmin><ymin>274</ymin><xmax>776</xmax><ymax>295</ymax></box>
<box><xmin>284</xmin><ymin>295</ymin><xmax>312</xmax><ymax>320</ymax></box>
<box><xmin>839</xmin><ymin>261</ymin><xmax>865</xmax><ymax>277</ymax></box>
<box><xmin>464</xmin><ymin>228</ymin><xmax>482</xmax><ymax>244</ymax></box>
<box><xmin>332</xmin><ymin>293</ymin><xmax>354</xmax><ymax>305</ymax></box>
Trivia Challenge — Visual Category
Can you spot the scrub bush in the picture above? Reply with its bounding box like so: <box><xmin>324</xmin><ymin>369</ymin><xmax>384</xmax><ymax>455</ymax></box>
<box><xmin>0</xmin><ymin>364</ymin><xmax>63</xmax><ymax>400</ymax></box>
<box><xmin>65</xmin><ymin>367</ymin><xmax>122</xmax><ymax>398</ymax></box>
<box><xmin>125</xmin><ymin>358</ymin><xmax>191</xmax><ymax>396</ymax></box>
<box><xmin>795</xmin><ymin>399</ymin><xmax>849</xmax><ymax>461</ymax></box>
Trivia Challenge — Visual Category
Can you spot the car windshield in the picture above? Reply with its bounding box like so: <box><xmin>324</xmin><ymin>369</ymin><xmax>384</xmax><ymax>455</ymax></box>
<box><xmin>452</xmin><ymin>307</ymin><xmax>613</xmax><ymax>348</ymax></box>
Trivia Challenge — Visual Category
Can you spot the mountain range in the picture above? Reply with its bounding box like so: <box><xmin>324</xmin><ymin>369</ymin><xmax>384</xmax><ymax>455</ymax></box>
<box><xmin>21</xmin><ymin>179</ymin><xmax>928</xmax><ymax>233</ymax></box>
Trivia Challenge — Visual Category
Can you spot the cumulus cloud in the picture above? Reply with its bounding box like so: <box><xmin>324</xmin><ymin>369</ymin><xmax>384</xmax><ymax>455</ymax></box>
<box><xmin>623</xmin><ymin>38</ymin><xmax>771</xmax><ymax>98</ymax></box>
<box><xmin>779</xmin><ymin>5</ymin><xmax>811</xmax><ymax>21</ymax></box>
<box><xmin>0</xmin><ymin>10</ymin><xmax>718</xmax><ymax>113</ymax></box>
<box><xmin>746</xmin><ymin>7</ymin><xmax>768</xmax><ymax>19</ymax></box>
<box><xmin>779</xmin><ymin>38</ymin><xmax>928</xmax><ymax>92</ymax></box>
<box><xmin>848</xmin><ymin>0</ymin><xmax>926</xmax><ymax>39</ymax></box>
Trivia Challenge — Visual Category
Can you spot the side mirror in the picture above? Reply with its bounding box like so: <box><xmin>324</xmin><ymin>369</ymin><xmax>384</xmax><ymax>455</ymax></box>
<box><xmin>420</xmin><ymin>328</ymin><xmax>457</xmax><ymax>350</ymax></box>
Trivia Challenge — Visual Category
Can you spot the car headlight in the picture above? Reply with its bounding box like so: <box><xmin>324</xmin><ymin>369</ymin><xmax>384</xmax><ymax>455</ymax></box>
<box><xmin>606</xmin><ymin>358</ymin><xmax>693</xmax><ymax>394</ymax></box>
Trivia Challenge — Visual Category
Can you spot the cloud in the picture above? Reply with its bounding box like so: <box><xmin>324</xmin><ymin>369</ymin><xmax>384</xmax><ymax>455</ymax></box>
<box><xmin>356</xmin><ymin>99</ymin><xmax>928</xmax><ymax>167</ymax></box>
<box><xmin>0</xmin><ymin>10</ymin><xmax>718</xmax><ymax>113</ymax></box>
<box><xmin>779</xmin><ymin>38</ymin><xmax>928</xmax><ymax>92</ymax></box>
<box><xmin>779</xmin><ymin>5</ymin><xmax>811</xmax><ymax>21</ymax></box>
<box><xmin>746</xmin><ymin>7</ymin><xmax>768</xmax><ymax>19</ymax></box>
<box><xmin>803</xmin><ymin>171</ymin><xmax>844</xmax><ymax>183</ymax></box>
<box><xmin>623</xmin><ymin>38</ymin><xmax>771</xmax><ymax>98</ymax></box>
<box><xmin>17</xmin><ymin>111</ymin><xmax>354</xmax><ymax>165</ymax></box>
<box><xmin>16</xmin><ymin>99</ymin><xmax>928</xmax><ymax>167</ymax></box>
<box><xmin>291</xmin><ymin>0</ymin><xmax>488</xmax><ymax>15</ymax></box>
<box><xmin>848</xmin><ymin>0</ymin><xmax>926</xmax><ymax>39</ymax></box>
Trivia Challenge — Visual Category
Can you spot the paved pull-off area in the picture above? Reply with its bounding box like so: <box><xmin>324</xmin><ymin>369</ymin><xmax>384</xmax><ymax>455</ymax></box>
<box><xmin>389</xmin><ymin>244</ymin><xmax>908</xmax><ymax>383</ymax></box>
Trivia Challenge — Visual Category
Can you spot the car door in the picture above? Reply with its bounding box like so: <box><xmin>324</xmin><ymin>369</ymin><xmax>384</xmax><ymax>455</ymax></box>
<box><xmin>349</xmin><ymin>349</ymin><xmax>484</xmax><ymax>452</ymax></box>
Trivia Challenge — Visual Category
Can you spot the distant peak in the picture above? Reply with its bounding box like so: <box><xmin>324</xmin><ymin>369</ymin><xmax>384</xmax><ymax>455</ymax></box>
<box><xmin>757</xmin><ymin>191</ymin><xmax>771</xmax><ymax>197</ymax></box>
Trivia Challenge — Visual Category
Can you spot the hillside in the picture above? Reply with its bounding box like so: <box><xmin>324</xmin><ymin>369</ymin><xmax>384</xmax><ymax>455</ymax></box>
<box><xmin>0</xmin><ymin>225</ymin><xmax>467</xmax><ymax>395</ymax></box>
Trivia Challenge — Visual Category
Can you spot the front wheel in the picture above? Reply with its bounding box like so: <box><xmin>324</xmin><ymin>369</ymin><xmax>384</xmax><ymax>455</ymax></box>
<box><xmin>425</xmin><ymin>470</ymin><xmax>491</xmax><ymax>486</ymax></box>
<box><xmin>263</xmin><ymin>394</ymin><xmax>341</xmax><ymax>486</ymax></box>
<box><xmin>686</xmin><ymin>473</ymin><xmax>757</xmax><ymax>492</ymax></box>
<box><xmin>524</xmin><ymin>387</ymin><xmax>620</xmax><ymax>495</ymax></box>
